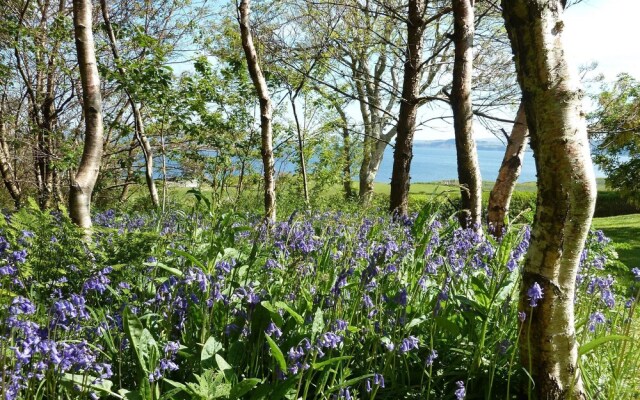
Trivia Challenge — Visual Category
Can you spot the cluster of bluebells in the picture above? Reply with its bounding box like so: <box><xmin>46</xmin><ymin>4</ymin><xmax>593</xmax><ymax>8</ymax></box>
<box><xmin>2</xmin><ymin>296</ymin><xmax>112</xmax><ymax>400</ymax></box>
<box><xmin>0</xmin><ymin>209</ymin><xmax>635</xmax><ymax>399</ymax></box>
<box><xmin>149</xmin><ymin>341</ymin><xmax>181</xmax><ymax>383</ymax></box>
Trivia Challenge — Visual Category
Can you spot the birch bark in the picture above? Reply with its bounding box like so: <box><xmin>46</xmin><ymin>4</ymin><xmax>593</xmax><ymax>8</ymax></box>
<box><xmin>70</xmin><ymin>0</ymin><xmax>103</xmax><ymax>229</ymax></box>
<box><xmin>502</xmin><ymin>1</ymin><xmax>596</xmax><ymax>397</ymax></box>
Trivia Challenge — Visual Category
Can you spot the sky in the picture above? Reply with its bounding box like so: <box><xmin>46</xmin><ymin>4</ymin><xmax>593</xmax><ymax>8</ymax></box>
<box><xmin>416</xmin><ymin>0</ymin><xmax>640</xmax><ymax>140</ymax></box>
<box><xmin>564</xmin><ymin>0</ymin><xmax>640</xmax><ymax>81</ymax></box>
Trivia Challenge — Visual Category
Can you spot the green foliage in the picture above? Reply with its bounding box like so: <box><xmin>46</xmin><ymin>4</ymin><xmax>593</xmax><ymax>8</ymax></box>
<box><xmin>589</xmin><ymin>73</ymin><xmax>640</xmax><ymax>204</ymax></box>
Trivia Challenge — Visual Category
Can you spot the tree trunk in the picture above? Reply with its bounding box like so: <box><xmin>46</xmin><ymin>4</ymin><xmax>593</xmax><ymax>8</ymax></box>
<box><xmin>101</xmin><ymin>0</ymin><xmax>160</xmax><ymax>208</ymax></box>
<box><xmin>502</xmin><ymin>1</ymin><xmax>596</xmax><ymax>398</ymax></box>
<box><xmin>0</xmin><ymin>95</ymin><xmax>22</xmax><ymax>208</ymax></box>
<box><xmin>389</xmin><ymin>0</ymin><xmax>426</xmax><ymax>216</ymax></box>
<box><xmin>238</xmin><ymin>0</ymin><xmax>276</xmax><ymax>222</ymax></box>
<box><xmin>451</xmin><ymin>0</ymin><xmax>482</xmax><ymax>230</ymax></box>
<box><xmin>70</xmin><ymin>0</ymin><xmax>104</xmax><ymax>229</ymax></box>
<box><xmin>487</xmin><ymin>102</ymin><xmax>528</xmax><ymax>236</ymax></box>
<box><xmin>289</xmin><ymin>93</ymin><xmax>309</xmax><ymax>207</ymax></box>
<box><xmin>336</xmin><ymin>108</ymin><xmax>354</xmax><ymax>199</ymax></box>
<box><xmin>119</xmin><ymin>138</ymin><xmax>138</xmax><ymax>203</ymax></box>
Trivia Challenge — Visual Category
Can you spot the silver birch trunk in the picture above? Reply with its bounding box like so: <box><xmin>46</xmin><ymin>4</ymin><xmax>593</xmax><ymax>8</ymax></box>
<box><xmin>451</xmin><ymin>0</ymin><xmax>482</xmax><ymax>230</ymax></box>
<box><xmin>100</xmin><ymin>0</ymin><xmax>160</xmax><ymax>208</ymax></box>
<box><xmin>70</xmin><ymin>0</ymin><xmax>103</xmax><ymax>229</ymax></box>
<box><xmin>238</xmin><ymin>0</ymin><xmax>276</xmax><ymax>222</ymax></box>
<box><xmin>502</xmin><ymin>1</ymin><xmax>596</xmax><ymax>398</ymax></box>
<box><xmin>0</xmin><ymin>96</ymin><xmax>22</xmax><ymax>208</ymax></box>
<box><xmin>487</xmin><ymin>102</ymin><xmax>528</xmax><ymax>236</ymax></box>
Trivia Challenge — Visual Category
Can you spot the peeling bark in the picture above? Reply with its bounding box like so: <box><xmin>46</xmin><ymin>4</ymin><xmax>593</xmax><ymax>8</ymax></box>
<box><xmin>451</xmin><ymin>0</ymin><xmax>482</xmax><ymax>230</ymax></box>
<box><xmin>70</xmin><ymin>0</ymin><xmax>104</xmax><ymax>229</ymax></box>
<box><xmin>238</xmin><ymin>0</ymin><xmax>276</xmax><ymax>222</ymax></box>
<box><xmin>502</xmin><ymin>1</ymin><xmax>596</xmax><ymax>398</ymax></box>
<box><xmin>487</xmin><ymin>102</ymin><xmax>528</xmax><ymax>236</ymax></box>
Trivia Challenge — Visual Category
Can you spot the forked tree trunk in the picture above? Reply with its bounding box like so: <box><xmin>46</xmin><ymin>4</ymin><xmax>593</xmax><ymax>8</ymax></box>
<box><xmin>70</xmin><ymin>0</ymin><xmax>103</xmax><ymax>229</ymax></box>
<box><xmin>502</xmin><ymin>1</ymin><xmax>596</xmax><ymax>398</ymax></box>
<box><xmin>238</xmin><ymin>0</ymin><xmax>276</xmax><ymax>222</ymax></box>
<box><xmin>451</xmin><ymin>0</ymin><xmax>482</xmax><ymax>230</ymax></box>
<box><xmin>487</xmin><ymin>102</ymin><xmax>528</xmax><ymax>236</ymax></box>
<box><xmin>101</xmin><ymin>0</ymin><xmax>160</xmax><ymax>208</ymax></box>
<box><xmin>389</xmin><ymin>0</ymin><xmax>426</xmax><ymax>216</ymax></box>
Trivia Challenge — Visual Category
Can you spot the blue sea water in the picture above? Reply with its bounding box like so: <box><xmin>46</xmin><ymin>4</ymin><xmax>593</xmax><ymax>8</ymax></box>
<box><xmin>372</xmin><ymin>140</ymin><xmax>605</xmax><ymax>183</ymax></box>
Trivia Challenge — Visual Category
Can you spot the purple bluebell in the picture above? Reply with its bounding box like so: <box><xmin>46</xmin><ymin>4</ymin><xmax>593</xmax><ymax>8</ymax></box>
<box><xmin>10</xmin><ymin>296</ymin><xmax>36</xmax><ymax>315</ymax></box>
<box><xmin>588</xmin><ymin>311</ymin><xmax>606</xmax><ymax>332</ymax></box>
<box><xmin>399</xmin><ymin>336</ymin><xmax>419</xmax><ymax>354</ymax></box>
<box><xmin>518</xmin><ymin>312</ymin><xmax>526</xmax><ymax>322</ymax></box>
<box><xmin>527</xmin><ymin>282</ymin><xmax>544</xmax><ymax>307</ymax></box>
<box><xmin>318</xmin><ymin>332</ymin><xmax>343</xmax><ymax>349</ymax></box>
<box><xmin>426</xmin><ymin>349</ymin><xmax>438</xmax><ymax>366</ymax></box>
<box><xmin>265</xmin><ymin>322</ymin><xmax>283</xmax><ymax>338</ymax></box>
<box><xmin>455</xmin><ymin>380</ymin><xmax>466</xmax><ymax>399</ymax></box>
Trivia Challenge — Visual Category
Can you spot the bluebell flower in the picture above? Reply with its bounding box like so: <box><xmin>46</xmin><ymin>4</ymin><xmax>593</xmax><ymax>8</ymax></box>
<box><xmin>455</xmin><ymin>380</ymin><xmax>466</xmax><ymax>399</ymax></box>
<box><xmin>426</xmin><ymin>349</ymin><xmax>438</xmax><ymax>366</ymax></box>
<box><xmin>632</xmin><ymin>268</ymin><xmax>640</xmax><ymax>281</ymax></box>
<box><xmin>10</xmin><ymin>249</ymin><xmax>27</xmax><ymax>264</ymax></box>
<box><xmin>373</xmin><ymin>373</ymin><xmax>385</xmax><ymax>387</ymax></box>
<box><xmin>10</xmin><ymin>296</ymin><xmax>36</xmax><ymax>315</ymax></box>
<box><xmin>399</xmin><ymin>336</ymin><xmax>419</xmax><ymax>354</ymax></box>
<box><xmin>518</xmin><ymin>311</ymin><xmax>526</xmax><ymax>322</ymax></box>
<box><xmin>527</xmin><ymin>282</ymin><xmax>544</xmax><ymax>307</ymax></box>
<box><xmin>318</xmin><ymin>332</ymin><xmax>343</xmax><ymax>349</ymax></box>
<box><xmin>588</xmin><ymin>311</ymin><xmax>606</xmax><ymax>332</ymax></box>
<box><xmin>265</xmin><ymin>322</ymin><xmax>283</xmax><ymax>338</ymax></box>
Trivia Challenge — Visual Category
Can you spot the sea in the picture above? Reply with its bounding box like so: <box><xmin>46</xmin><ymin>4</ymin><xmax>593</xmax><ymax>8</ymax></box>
<box><xmin>370</xmin><ymin>139</ymin><xmax>605</xmax><ymax>183</ymax></box>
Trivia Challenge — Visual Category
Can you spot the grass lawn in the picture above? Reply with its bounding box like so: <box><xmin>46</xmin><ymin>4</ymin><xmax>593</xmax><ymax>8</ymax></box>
<box><xmin>592</xmin><ymin>214</ymin><xmax>640</xmax><ymax>271</ymax></box>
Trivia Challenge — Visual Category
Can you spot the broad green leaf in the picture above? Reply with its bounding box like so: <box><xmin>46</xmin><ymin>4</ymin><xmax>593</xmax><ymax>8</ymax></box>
<box><xmin>275</xmin><ymin>301</ymin><xmax>304</xmax><ymax>325</ymax></box>
<box><xmin>264</xmin><ymin>334</ymin><xmax>287</xmax><ymax>372</ymax></box>
<box><xmin>311</xmin><ymin>308</ymin><xmax>324</xmax><ymax>340</ymax></box>
<box><xmin>229</xmin><ymin>378</ymin><xmax>261</xmax><ymax>399</ymax></box>
<box><xmin>201</xmin><ymin>336</ymin><xmax>224</xmax><ymax>367</ymax></box>
<box><xmin>168</xmin><ymin>248</ymin><xmax>206</xmax><ymax>270</ymax></box>
<box><xmin>153</xmin><ymin>262</ymin><xmax>184</xmax><ymax>277</ymax></box>
<box><xmin>215</xmin><ymin>354</ymin><xmax>235</xmax><ymax>380</ymax></box>
<box><xmin>407</xmin><ymin>315</ymin><xmax>429</xmax><ymax>329</ymax></box>
<box><xmin>123</xmin><ymin>306</ymin><xmax>148</xmax><ymax>374</ymax></box>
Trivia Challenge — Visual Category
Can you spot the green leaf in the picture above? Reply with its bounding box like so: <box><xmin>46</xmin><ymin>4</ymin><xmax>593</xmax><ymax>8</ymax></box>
<box><xmin>201</xmin><ymin>336</ymin><xmax>224</xmax><ymax>367</ymax></box>
<box><xmin>229</xmin><ymin>378</ymin><xmax>261</xmax><ymax>399</ymax></box>
<box><xmin>123</xmin><ymin>306</ymin><xmax>148</xmax><ymax>374</ymax></box>
<box><xmin>434</xmin><ymin>316</ymin><xmax>461</xmax><ymax>337</ymax></box>
<box><xmin>264</xmin><ymin>334</ymin><xmax>287</xmax><ymax>372</ymax></box>
<box><xmin>60</xmin><ymin>374</ymin><xmax>115</xmax><ymax>396</ymax></box>
<box><xmin>312</xmin><ymin>356</ymin><xmax>353</xmax><ymax>370</ymax></box>
<box><xmin>579</xmin><ymin>334</ymin><xmax>633</xmax><ymax>356</ymax></box>
<box><xmin>406</xmin><ymin>315</ymin><xmax>429</xmax><ymax>329</ymax></box>
<box><xmin>168</xmin><ymin>248</ymin><xmax>206</xmax><ymax>270</ymax></box>
<box><xmin>311</xmin><ymin>307</ymin><xmax>324</xmax><ymax>340</ymax></box>
<box><xmin>274</xmin><ymin>301</ymin><xmax>304</xmax><ymax>325</ymax></box>
<box><xmin>215</xmin><ymin>353</ymin><xmax>235</xmax><ymax>380</ymax></box>
<box><xmin>152</xmin><ymin>262</ymin><xmax>184</xmax><ymax>277</ymax></box>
